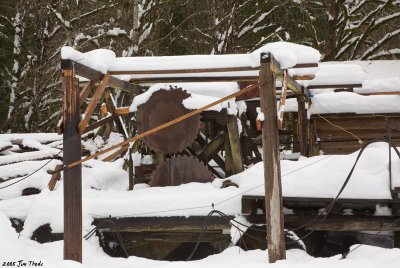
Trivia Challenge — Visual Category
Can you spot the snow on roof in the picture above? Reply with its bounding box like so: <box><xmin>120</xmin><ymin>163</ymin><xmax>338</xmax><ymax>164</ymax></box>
<box><xmin>285</xmin><ymin>92</ymin><xmax>400</xmax><ymax>114</ymax></box>
<box><xmin>296</xmin><ymin>63</ymin><xmax>366</xmax><ymax>88</ymax></box>
<box><xmin>61</xmin><ymin>41</ymin><xmax>321</xmax><ymax>78</ymax></box>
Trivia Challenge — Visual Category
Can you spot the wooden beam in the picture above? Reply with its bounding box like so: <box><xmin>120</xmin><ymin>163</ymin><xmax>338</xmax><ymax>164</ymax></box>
<box><xmin>78</xmin><ymin>73</ymin><xmax>110</xmax><ymax>134</ymax></box>
<box><xmin>111</xmin><ymin>66</ymin><xmax>260</xmax><ymax>75</ymax></box>
<box><xmin>224</xmin><ymin>131</ymin><xmax>234</xmax><ymax>177</ymax></box>
<box><xmin>61</xmin><ymin>59</ymin><xmax>140</xmax><ymax>94</ymax></box>
<box><xmin>48</xmin><ymin>164</ymin><xmax>62</xmax><ymax>191</ymax></box>
<box><xmin>62</xmin><ymin>68</ymin><xmax>82</xmax><ymax>262</ymax></box>
<box><xmin>114</xmin><ymin>107</ymin><xmax>131</xmax><ymax>116</ymax></box>
<box><xmin>226</xmin><ymin>115</ymin><xmax>244</xmax><ymax>174</ymax></box>
<box><xmin>307</xmin><ymin>84</ymin><xmax>363</xmax><ymax>90</ymax></box>
<box><xmin>83</xmin><ymin>115</ymin><xmax>115</xmax><ymax>134</ymax></box>
<box><xmin>259</xmin><ymin>53</ymin><xmax>286</xmax><ymax>263</ymax></box>
<box><xmin>292</xmin><ymin>74</ymin><xmax>315</xmax><ymax>80</ymax></box>
<box><xmin>297</xmin><ymin>93</ymin><xmax>309</xmax><ymax>156</ymax></box>
<box><xmin>129</xmin><ymin>76</ymin><xmax>260</xmax><ymax>83</ymax></box>
<box><xmin>198</xmin><ymin>132</ymin><xmax>225</xmax><ymax>163</ymax></box>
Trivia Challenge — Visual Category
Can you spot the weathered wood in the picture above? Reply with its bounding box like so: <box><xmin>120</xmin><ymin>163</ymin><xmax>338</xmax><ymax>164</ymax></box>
<box><xmin>292</xmin><ymin>74</ymin><xmax>315</xmax><ymax>80</ymax></box>
<box><xmin>79</xmin><ymin>80</ymin><xmax>95</xmax><ymax>104</ymax></box>
<box><xmin>246</xmin><ymin>214</ymin><xmax>400</xmax><ymax>231</ymax></box>
<box><xmin>83</xmin><ymin>115</ymin><xmax>115</xmax><ymax>134</ymax></box>
<box><xmin>224</xmin><ymin>132</ymin><xmax>234</xmax><ymax>177</ymax></box>
<box><xmin>129</xmin><ymin>76</ymin><xmax>260</xmax><ymax>83</ymax></box>
<box><xmin>226</xmin><ymin>115</ymin><xmax>244</xmax><ymax>174</ymax></box>
<box><xmin>259</xmin><ymin>53</ymin><xmax>286</xmax><ymax>262</ymax></box>
<box><xmin>198</xmin><ymin>132</ymin><xmax>225</xmax><ymax>163</ymax></box>
<box><xmin>111</xmin><ymin>66</ymin><xmax>260</xmax><ymax>75</ymax></box>
<box><xmin>93</xmin><ymin>216</ymin><xmax>231</xmax><ymax>231</ymax></box>
<box><xmin>48</xmin><ymin>164</ymin><xmax>63</xmax><ymax>191</ymax></box>
<box><xmin>62</xmin><ymin>70</ymin><xmax>82</xmax><ymax>262</ymax></box>
<box><xmin>114</xmin><ymin>107</ymin><xmax>130</xmax><ymax>116</ymax></box>
<box><xmin>78</xmin><ymin>73</ymin><xmax>110</xmax><ymax>134</ymax></box>
<box><xmin>307</xmin><ymin>84</ymin><xmax>363</xmax><ymax>90</ymax></box>
<box><xmin>297</xmin><ymin>94</ymin><xmax>309</xmax><ymax>156</ymax></box>
<box><xmin>66</xmin><ymin>83</ymin><xmax>259</xmax><ymax>169</ymax></box>
<box><xmin>61</xmin><ymin>59</ymin><xmax>140</xmax><ymax>94</ymax></box>
<box><xmin>129</xmin><ymin>150</ymin><xmax>134</xmax><ymax>190</ymax></box>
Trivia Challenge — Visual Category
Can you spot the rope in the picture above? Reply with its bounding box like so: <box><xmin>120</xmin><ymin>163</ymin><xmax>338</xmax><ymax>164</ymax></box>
<box><xmin>315</xmin><ymin>112</ymin><xmax>363</xmax><ymax>144</ymax></box>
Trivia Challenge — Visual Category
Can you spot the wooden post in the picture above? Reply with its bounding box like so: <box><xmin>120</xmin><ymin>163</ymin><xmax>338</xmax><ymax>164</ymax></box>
<box><xmin>224</xmin><ymin>131</ymin><xmax>234</xmax><ymax>177</ymax></box>
<box><xmin>297</xmin><ymin>91</ymin><xmax>309</xmax><ymax>157</ymax></box>
<box><xmin>259</xmin><ymin>53</ymin><xmax>286</xmax><ymax>263</ymax></box>
<box><xmin>62</xmin><ymin>64</ymin><xmax>82</xmax><ymax>262</ymax></box>
<box><xmin>129</xmin><ymin>149</ymin><xmax>134</xmax><ymax>190</ymax></box>
<box><xmin>226</xmin><ymin>114</ymin><xmax>244</xmax><ymax>174</ymax></box>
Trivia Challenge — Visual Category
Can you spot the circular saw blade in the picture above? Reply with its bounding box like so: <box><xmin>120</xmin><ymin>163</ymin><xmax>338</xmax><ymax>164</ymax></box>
<box><xmin>150</xmin><ymin>155</ymin><xmax>214</xmax><ymax>187</ymax></box>
<box><xmin>136</xmin><ymin>88</ymin><xmax>201</xmax><ymax>154</ymax></box>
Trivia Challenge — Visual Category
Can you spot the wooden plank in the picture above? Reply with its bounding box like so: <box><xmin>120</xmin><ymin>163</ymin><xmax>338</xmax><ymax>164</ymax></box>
<box><xmin>297</xmin><ymin>94</ymin><xmax>309</xmax><ymax>156</ymax></box>
<box><xmin>78</xmin><ymin>73</ymin><xmax>110</xmax><ymax>134</ymax></box>
<box><xmin>226</xmin><ymin>115</ymin><xmax>244</xmax><ymax>174</ymax></box>
<box><xmin>61</xmin><ymin>59</ymin><xmax>140</xmax><ymax>94</ymax></box>
<box><xmin>48</xmin><ymin>164</ymin><xmax>62</xmax><ymax>191</ymax></box>
<box><xmin>259</xmin><ymin>53</ymin><xmax>286</xmax><ymax>262</ymax></box>
<box><xmin>129</xmin><ymin>76</ymin><xmax>260</xmax><ymax>83</ymax></box>
<box><xmin>198</xmin><ymin>132</ymin><xmax>225</xmax><ymax>163</ymax></box>
<box><xmin>224</xmin><ymin>131</ymin><xmax>234</xmax><ymax>177</ymax></box>
<box><xmin>93</xmin><ymin>216</ymin><xmax>231</xmax><ymax>231</ymax></box>
<box><xmin>83</xmin><ymin>115</ymin><xmax>115</xmax><ymax>134</ymax></box>
<box><xmin>62</xmin><ymin>70</ymin><xmax>82</xmax><ymax>262</ymax></box>
<box><xmin>247</xmin><ymin>214</ymin><xmax>400</xmax><ymax>231</ymax></box>
<box><xmin>307</xmin><ymin>84</ymin><xmax>363</xmax><ymax>90</ymax></box>
<box><xmin>110</xmin><ymin>66</ymin><xmax>260</xmax><ymax>75</ymax></box>
<box><xmin>114</xmin><ymin>107</ymin><xmax>130</xmax><ymax>116</ymax></box>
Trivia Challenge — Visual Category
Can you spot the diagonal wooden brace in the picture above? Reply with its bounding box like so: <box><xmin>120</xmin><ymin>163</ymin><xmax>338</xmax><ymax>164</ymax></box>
<box><xmin>78</xmin><ymin>73</ymin><xmax>110</xmax><ymax>134</ymax></box>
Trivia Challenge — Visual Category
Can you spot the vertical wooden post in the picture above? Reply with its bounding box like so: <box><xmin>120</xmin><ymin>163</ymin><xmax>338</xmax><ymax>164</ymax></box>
<box><xmin>224</xmin><ymin>131</ymin><xmax>234</xmax><ymax>177</ymax></box>
<box><xmin>62</xmin><ymin>63</ymin><xmax>82</xmax><ymax>262</ymax></box>
<box><xmin>259</xmin><ymin>53</ymin><xmax>286</xmax><ymax>263</ymax></box>
<box><xmin>297</xmin><ymin>90</ymin><xmax>309</xmax><ymax>157</ymax></box>
<box><xmin>128</xmin><ymin>149</ymin><xmax>134</xmax><ymax>190</ymax></box>
<box><xmin>226</xmin><ymin>114</ymin><xmax>244</xmax><ymax>174</ymax></box>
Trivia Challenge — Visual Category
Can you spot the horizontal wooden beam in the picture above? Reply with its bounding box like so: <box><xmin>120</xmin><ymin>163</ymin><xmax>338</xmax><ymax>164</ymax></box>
<box><xmin>61</xmin><ymin>59</ymin><xmax>141</xmax><ymax>94</ymax></box>
<box><xmin>111</xmin><ymin>66</ymin><xmax>260</xmax><ymax>75</ymax></box>
<box><xmin>83</xmin><ymin>115</ymin><xmax>115</xmax><ymax>134</ymax></box>
<box><xmin>129</xmin><ymin>76</ymin><xmax>260</xmax><ymax>83</ymax></box>
<box><xmin>307</xmin><ymin>84</ymin><xmax>363</xmax><ymax>90</ymax></box>
<box><xmin>246</xmin><ymin>214</ymin><xmax>400</xmax><ymax>231</ymax></box>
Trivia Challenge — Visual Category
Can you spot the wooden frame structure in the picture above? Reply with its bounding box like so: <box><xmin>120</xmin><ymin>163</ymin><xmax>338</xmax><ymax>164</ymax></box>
<box><xmin>60</xmin><ymin>51</ymin><xmax>320</xmax><ymax>263</ymax></box>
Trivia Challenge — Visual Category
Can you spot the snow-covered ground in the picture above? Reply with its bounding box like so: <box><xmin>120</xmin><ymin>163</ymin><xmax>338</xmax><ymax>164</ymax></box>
<box><xmin>1</xmin><ymin>133</ymin><xmax>400</xmax><ymax>266</ymax></box>
<box><xmin>1</xmin><ymin>209</ymin><xmax>400</xmax><ymax>268</ymax></box>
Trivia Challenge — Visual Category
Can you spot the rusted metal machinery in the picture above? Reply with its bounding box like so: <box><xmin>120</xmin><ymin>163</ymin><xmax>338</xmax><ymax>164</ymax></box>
<box><xmin>132</xmin><ymin>87</ymin><xmax>262</xmax><ymax>187</ymax></box>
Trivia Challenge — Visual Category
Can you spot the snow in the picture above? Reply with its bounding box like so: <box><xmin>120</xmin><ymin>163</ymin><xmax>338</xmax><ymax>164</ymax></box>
<box><xmin>130</xmin><ymin>84</ymin><xmax>241</xmax><ymax>115</ymax></box>
<box><xmin>250</xmin><ymin>41</ymin><xmax>321</xmax><ymax>69</ymax></box>
<box><xmin>229</xmin><ymin>142</ymin><xmax>400</xmax><ymax>199</ymax></box>
<box><xmin>61</xmin><ymin>46</ymin><xmax>116</xmax><ymax>74</ymax></box>
<box><xmin>1</xmin><ymin>131</ymin><xmax>400</xmax><ymax>265</ymax></box>
<box><xmin>1</xmin><ymin>212</ymin><xmax>400</xmax><ymax>268</ymax></box>
<box><xmin>0</xmin><ymin>141</ymin><xmax>12</xmax><ymax>151</ymax></box>
<box><xmin>298</xmin><ymin>63</ymin><xmax>365</xmax><ymax>88</ymax></box>
<box><xmin>285</xmin><ymin>92</ymin><xmax>400</xmax><ymax>114</ymax></box>
<box><xmin>0</xmin><ymin>133</ymin><xmax>61</xmax><ymax>143</ymax></box>
<box><xmin>61</xmin><ymin>41</ymin><xmax>320</xmax><ymax>78</ymax></box>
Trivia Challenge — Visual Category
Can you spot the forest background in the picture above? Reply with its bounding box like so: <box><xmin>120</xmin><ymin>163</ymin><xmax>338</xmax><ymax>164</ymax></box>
<box><xmin>0</xmin><ymin>0</ymin><xmax>399</xmax><ymax>132</ymax></box>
